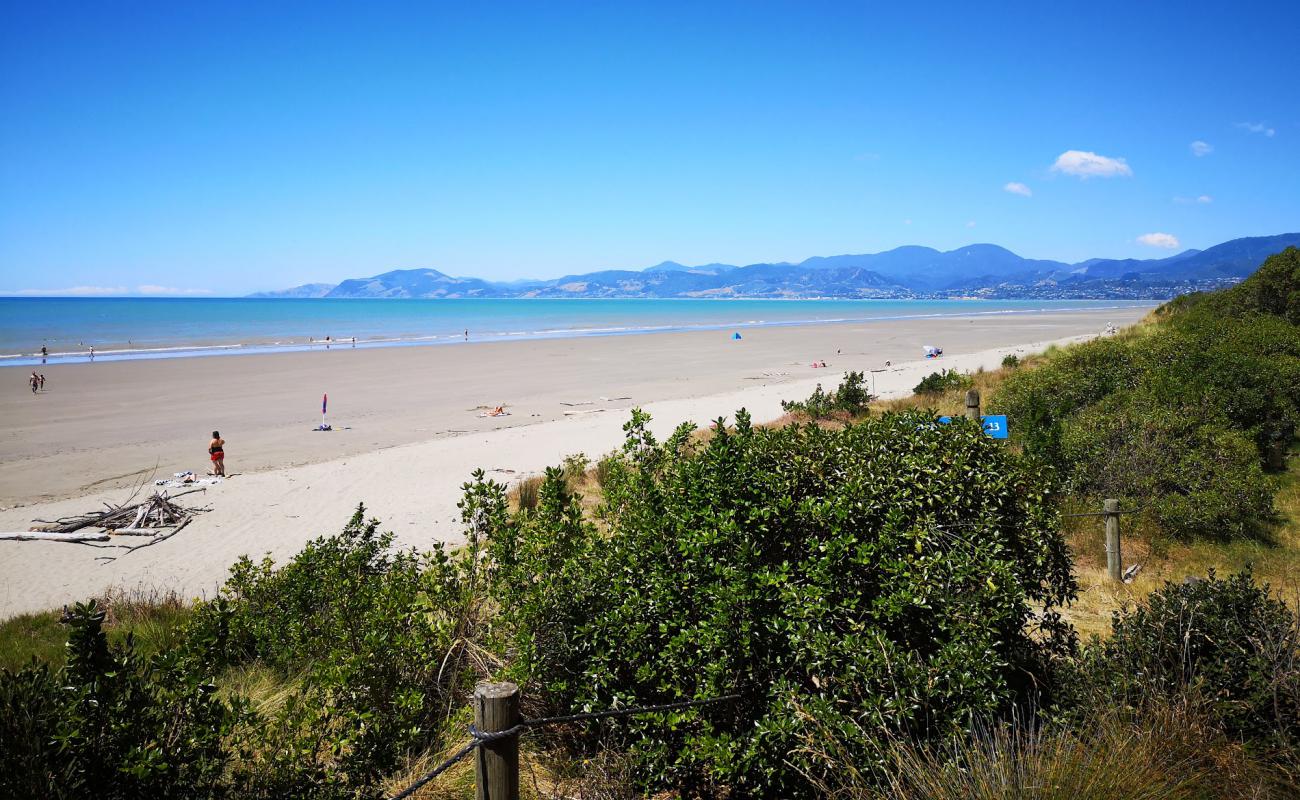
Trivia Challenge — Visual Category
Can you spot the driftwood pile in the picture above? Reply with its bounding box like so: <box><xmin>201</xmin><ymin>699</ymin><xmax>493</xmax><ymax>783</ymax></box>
<box><xmin>0</xmin><ymin>489</ymin><xmax>208</xmax><ymax>551</ymax></box>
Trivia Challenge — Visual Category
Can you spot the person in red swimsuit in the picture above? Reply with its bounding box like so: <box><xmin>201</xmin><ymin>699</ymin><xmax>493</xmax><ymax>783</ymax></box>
<box><xmin>208</xmin><ymin>430</ymin><xmax>226</xmax><ymax>477</ymax></box>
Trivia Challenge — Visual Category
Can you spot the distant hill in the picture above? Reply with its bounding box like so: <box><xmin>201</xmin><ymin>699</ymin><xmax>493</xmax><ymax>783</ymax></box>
<box><xmin>247</xmin><ymin>233</ymin><xmax>1300</xmax><ymax>300</ymax></box>
<box><xmin>248</xmin><ymin>282</ymin><xmax>336</xmax><ymax>298</ymax></box>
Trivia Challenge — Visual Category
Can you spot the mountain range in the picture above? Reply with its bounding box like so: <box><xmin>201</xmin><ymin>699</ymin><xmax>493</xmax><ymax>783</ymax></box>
<box><xmin>249</xmin><ymin>233</ymin><xmax>1300</xmax><ymax>300</ymax></box>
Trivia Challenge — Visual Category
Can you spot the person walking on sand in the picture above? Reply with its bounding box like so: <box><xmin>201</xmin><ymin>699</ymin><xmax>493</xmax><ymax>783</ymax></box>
<box><xmin>29</xmin><ymin>372</ymin><xmax>39</xmax><ymax>393</ymax></box>
<box><xmin>39</xmin><ymin>374</ymin><xmax>45</xmax><ymax>391</ymax></box>
<box><xmin>208</xmin><ymin>430</ymin><xmax>226</xmax><ymax>477</ymax></box>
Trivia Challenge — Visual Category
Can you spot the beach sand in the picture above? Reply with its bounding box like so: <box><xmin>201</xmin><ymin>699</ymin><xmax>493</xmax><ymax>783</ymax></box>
<box><xmin>0</xmin><ymin>306</ymin><xmax>1149</xmax><ymax>617</ymax></box>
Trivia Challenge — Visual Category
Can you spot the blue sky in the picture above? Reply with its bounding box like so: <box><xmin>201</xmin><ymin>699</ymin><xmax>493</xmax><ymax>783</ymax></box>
<box><xmin>2</xmin><ymin>1</ymin><xmax>1298</xmax><ymax>295</ymax></box>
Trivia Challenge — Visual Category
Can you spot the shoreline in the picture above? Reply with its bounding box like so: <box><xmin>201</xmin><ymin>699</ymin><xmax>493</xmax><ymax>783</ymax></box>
<box><xmin>0</xmin><ymin>298</ymin><xmax>1151</xmax><ymax>367</ymax></box>
<box><xmin>0</xmin><ymin>306</ymin><xmax>1151</xmax><ymax>618</ymax></box>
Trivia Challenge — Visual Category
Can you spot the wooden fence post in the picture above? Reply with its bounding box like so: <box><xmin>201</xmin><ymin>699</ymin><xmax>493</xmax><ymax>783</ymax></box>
<box><xmin>1267</xmin><ymin>435</ymin><xmax>1286</xmax><ymax>472</ymax></box>
<box><xmin>964</xmin><ymin>389</ymin><xmax>981</xmax><ymax>422</ymax></box>
<box><xmin>1104</xmin><ymin>498</ymin><xmax>1122</xmax><ymax>582</ymax></box>
<box><xmin>474</xmin><ymin>682</ymin><xmax>520</xmax><ymax>800</ymax></box>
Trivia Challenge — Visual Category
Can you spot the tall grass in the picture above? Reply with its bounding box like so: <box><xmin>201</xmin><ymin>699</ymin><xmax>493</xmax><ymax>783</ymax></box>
<box><xmin>513</xmin><ymin>475</ymin><xmax>543</xmax><ymax>512</ymax></box>
<box><xmin>0</xmin><ymin>586</ymin><xmax>193</xmax><ymax>671</ymax></box>
<box><xmin>796</xmin><ymin>700</ymin><xmax>1286</xmax><ymax>800</ymax></box>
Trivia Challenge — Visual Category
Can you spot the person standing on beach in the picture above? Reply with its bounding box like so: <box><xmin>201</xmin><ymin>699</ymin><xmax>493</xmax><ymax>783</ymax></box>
<box><xmin>29</xmin><ymin>372</ymin><xmax>39</xmax><ymax>393</ymax></box>
<box><xmin>39</xmin><ymin>374</ymin><xmax>45</xmax><ymax>391</ymax></box>
<box><xmin>208</xmin><ymin>430</ymin><xmax>226</xmax><ymax>477</ymax></box>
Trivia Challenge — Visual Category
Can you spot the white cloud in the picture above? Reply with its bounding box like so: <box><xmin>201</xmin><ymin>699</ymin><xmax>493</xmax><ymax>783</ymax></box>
<box><xmin>11</xmin><ymin>286</ymin><xmax>127</xmax><ymax>296</ymax></box>
<box><xmin>1173</xmin><ymin>194</ymin><xmax>1214</xmax><ymax>204</ymax></box>
<box><xmin>136</xmin><ymin>285</ymin><xmax>212</xmax><ymax>296</ymax></box>
<box><xmin>1236</xmin><ymin>122</ymin><xmax>1275</xmax><ymax>137</ymax></box>
<box><xmin>1189</xmin><ymin>140</ymin><xmax>1213</xmax><ymax>156</ymax></box>
<box><xmin>1003</xmin><ymin>181</ymin><xmax>1032</xmax><ymax>197</ymax></box>
<box><xmin>1050</xmin><ymin>150</ymin><xmax>1133</xmax><ymax>178</ymax></box>
<box><xmin>1137</xmin><ymin>232</ymin><xmax>1180</xmax><ymax>249</ymax></box>
<box><xmin>1197</xmin><ymin>194</ymin><xmax>1212</xmax><ymax>204</ymax></box>
<box><xmin>966</xmin><ymin>220</ymin><xmax>977</xmax><ymax>228</ymax></box>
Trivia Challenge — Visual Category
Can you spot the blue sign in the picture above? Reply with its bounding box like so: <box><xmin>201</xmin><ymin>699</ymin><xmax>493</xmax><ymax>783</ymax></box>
<box><xmin>937</xmin><ymin>414</ymin><xmax>1009</xmax><ymax>439</ymax></box>
<box><xmin>981</xmin><ymin>415</ymin><xmax>1008</xmax><ymax>439</ymax></box>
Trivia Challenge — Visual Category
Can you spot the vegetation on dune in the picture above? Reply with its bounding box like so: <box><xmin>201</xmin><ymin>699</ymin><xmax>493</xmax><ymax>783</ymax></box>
<box><xmin>779</xmin><ymin>369</ymin><xmax>874</xmax><ymax>419</ymax></box>
<box><xmin>913</xmin><ymin>367</ymin><xmax>973</xmax><ymax>396</ymax></box>
<box><xmin>488</xmin><ymin>408</ymin><xmax>1074</xmax><ymax>796</ymax></box>
<box><xmin>992</xmin><ymin>246</ymin><xmax>1300</xmax><ymax>540</ymax></box>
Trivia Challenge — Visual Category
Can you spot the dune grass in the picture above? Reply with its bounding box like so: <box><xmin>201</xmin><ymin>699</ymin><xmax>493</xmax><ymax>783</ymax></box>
<box><xmin>0</xmin><ymin>587</ymin><xmax>194</xmax><ymax>671</ymax></box>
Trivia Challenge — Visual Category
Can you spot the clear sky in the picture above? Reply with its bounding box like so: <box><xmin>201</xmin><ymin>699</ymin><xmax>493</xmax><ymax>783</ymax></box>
<box><xmin>2</xmin><ymin>1</ymin><xmax>1298</xmax><ymax>295</ymax></box>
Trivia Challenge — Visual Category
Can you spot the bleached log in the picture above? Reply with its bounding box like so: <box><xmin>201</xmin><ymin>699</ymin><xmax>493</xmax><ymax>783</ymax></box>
<box><xmin>0</xmin><ymin>531</ymin><xmax>111</xmax><ymax>542</ymax></box>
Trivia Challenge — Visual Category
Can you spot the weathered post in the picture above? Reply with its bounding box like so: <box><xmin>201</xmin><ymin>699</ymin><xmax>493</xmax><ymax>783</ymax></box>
<box><xmin>964</xmin><ymin>389</ymin><xmax>981</xmax><ymax>422</ymax></box>
<box><xmin>1267</xmin><ymin>432</ymin><xmax>1286</xmax><ymax>472</ymax></box>
<box><xmin>1104</xmin><ymin>498</ymin><xmax>1122</xmax><ymax>582</ymax></box>
<box><xmin>474</xmin><ymin>682</ymin><xmax>520</xmax><ymax>800</ymax></box>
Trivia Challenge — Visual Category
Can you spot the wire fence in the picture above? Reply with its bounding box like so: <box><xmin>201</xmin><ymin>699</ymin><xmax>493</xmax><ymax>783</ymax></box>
<box><xmin>388</xmin><ymin>693</ymin><xmax>741</xmax><ymax>800</ymax></box>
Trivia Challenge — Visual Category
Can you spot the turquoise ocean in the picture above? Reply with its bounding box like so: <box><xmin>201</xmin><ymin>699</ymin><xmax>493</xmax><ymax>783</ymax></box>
<box><xmin>0</xmin><ymin>297</ymin><xmax>1150</xmax><ymax>367</ymax></box>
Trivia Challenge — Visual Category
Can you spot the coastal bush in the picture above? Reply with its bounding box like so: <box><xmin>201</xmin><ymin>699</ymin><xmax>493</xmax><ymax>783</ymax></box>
<box><xmin>1058</xmin><ymin>391</ymin><xmax>1276</xmax><ymax>539</ymax></box>
<box><xmin>486</xmin><ymin>407</ymin><xmax>1075</xmax><ymax>797</ymax></box>
<box><xmin>912</xmin><ymin>368</ymin><xmax>972</xmax><ymax>395</ymax></box>
<box><xmin>780</xmin><ymin>370</ymin><xmax>873</xmax><ymax>419</ymax></box>
<box><xmin>594</xmin><ymin>453</ymin><xmax>618</xmax><ymax>489</ymax></box>
<box><xmin>1073</xmin><ymin>571</ymin><xmax>1300</xmax><ymax>757</ymax></box>
<box><xmin>1001</xmin><ymin>353</ymin><xmax>1020</xmax><ymax>368</ymax></box>
<box><xmin>0</xmin><ymin>600</ymin><xmax>242</xmax><ymax>800</ymax></box>
<box><xmin>562</xmin><ymin>452</ymin><xmax>591</xmax><ymax>486</ymax></box>
<box><xmin>185</xmin><ymin>502</ymin><xmax>494</xmax><ymax>790</ymax></box>
<box><xmin>1204</xmin><ymin>246</ymin><xmax>1300</xmax><ymax>324</ymax></box>
<box><xmin>991</xmin><ymin>257</ymin><xmax>1300</xmax><ymax>538</ymax></box>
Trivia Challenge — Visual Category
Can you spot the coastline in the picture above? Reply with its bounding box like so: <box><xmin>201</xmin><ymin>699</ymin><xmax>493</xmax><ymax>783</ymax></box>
<box><xmin>0</xmin><ymin>306</ymin><xmax>1150</xmax><ymax>617</ymax></box>
<box><xmin>0</xmin><ymin>297</ymin><xmax>1151</xmax><ymax>367</ymax></box>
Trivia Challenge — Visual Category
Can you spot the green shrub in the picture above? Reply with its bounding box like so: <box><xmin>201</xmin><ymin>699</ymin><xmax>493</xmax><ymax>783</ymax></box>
<box><xmin>186</xmin><ymin>501</ymin><xmax>494</xmax><ymax>789</ymax></box>
<box><xmin>1001</xmin><ymin>353</ymin><xmax>1020</xmax><ymax>369</ymax></box>
<box><xmin>1078</xmin><ymin>571</ymin><xmax>1300</xmax><ymax>754</ymax></box>
<box><xmin>486</xmin><ymin>407</ymin><xmax>1075</xmax><ymax>797</ymax></box>
<box><xmin>1058</xmin><ymin>391</ymin><xmax>1276</xmax><ymax>539</ymax></box>
<box><xmin>1201</xmin><ymin>246</ymin><xmax>1300</xmax><ymax>324</ymax></box>
<box><xmin>781</xmin><ymin>370</ymin><xmax>874</xmax><ymax>418</ymax></box>
<box><xmin>0</xmin><ymin>601</ymin><xmax>243</xmax><ymax>800</ymax></box>
<box><xmin>562</xmin><ymin>452</ymin><xmax>591</xmax><ymax>486</ymax></box>
<box><xmin>991</xmin><ymin>264</ymin><xmax>1300</xmax><ymax>539</ymax></box>
<box><xmin>594</xmin><ymin>453</ymin><xmax>618</xmax><ymax>489</ymax></box>
<box><xmin>993</xmin><ymin>335</ymin><xmax>1140</xmax><ymax>429</ymax></box>
<box><xmin>913</xmin><ymin>368</ymin><xmax>972</xmax><ymax>396</ymax></box>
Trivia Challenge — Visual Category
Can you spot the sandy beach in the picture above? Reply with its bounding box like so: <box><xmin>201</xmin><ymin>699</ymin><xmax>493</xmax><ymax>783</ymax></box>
<box><xmin>0</xmin><ymin>306</ymin><xmax>1149</xmax><ymax>617</ymax></box>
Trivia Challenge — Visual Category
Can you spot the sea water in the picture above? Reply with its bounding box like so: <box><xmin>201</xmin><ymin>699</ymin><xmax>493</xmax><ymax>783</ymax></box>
<box><xmin>0</xmin><ymin>297</ymin><xmax>1150</xmax><ymax>367</ymax></box>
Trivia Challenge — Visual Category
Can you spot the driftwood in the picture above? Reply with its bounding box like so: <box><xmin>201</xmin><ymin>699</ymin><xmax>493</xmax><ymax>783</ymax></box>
<box><xmin>0</xmin><ymin>531</ymin><xmax>111</xmax><ymax>542</ymax></box>
<box><xmin>12</xmin><ymin>490</ymin><xmax>208</xmax><ymax>555</ymax></box>
<box><xmin>31</xmin><ymin>490</ymin><xmax>205</xmax><ymax>534</ymax></box>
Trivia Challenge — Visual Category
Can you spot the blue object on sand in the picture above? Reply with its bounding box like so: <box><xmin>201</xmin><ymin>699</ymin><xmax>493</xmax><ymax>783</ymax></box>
<box><xmin>733</xmin><ymin>332</ymin><xmax>742</xmax><ymax>340</ymax></box>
